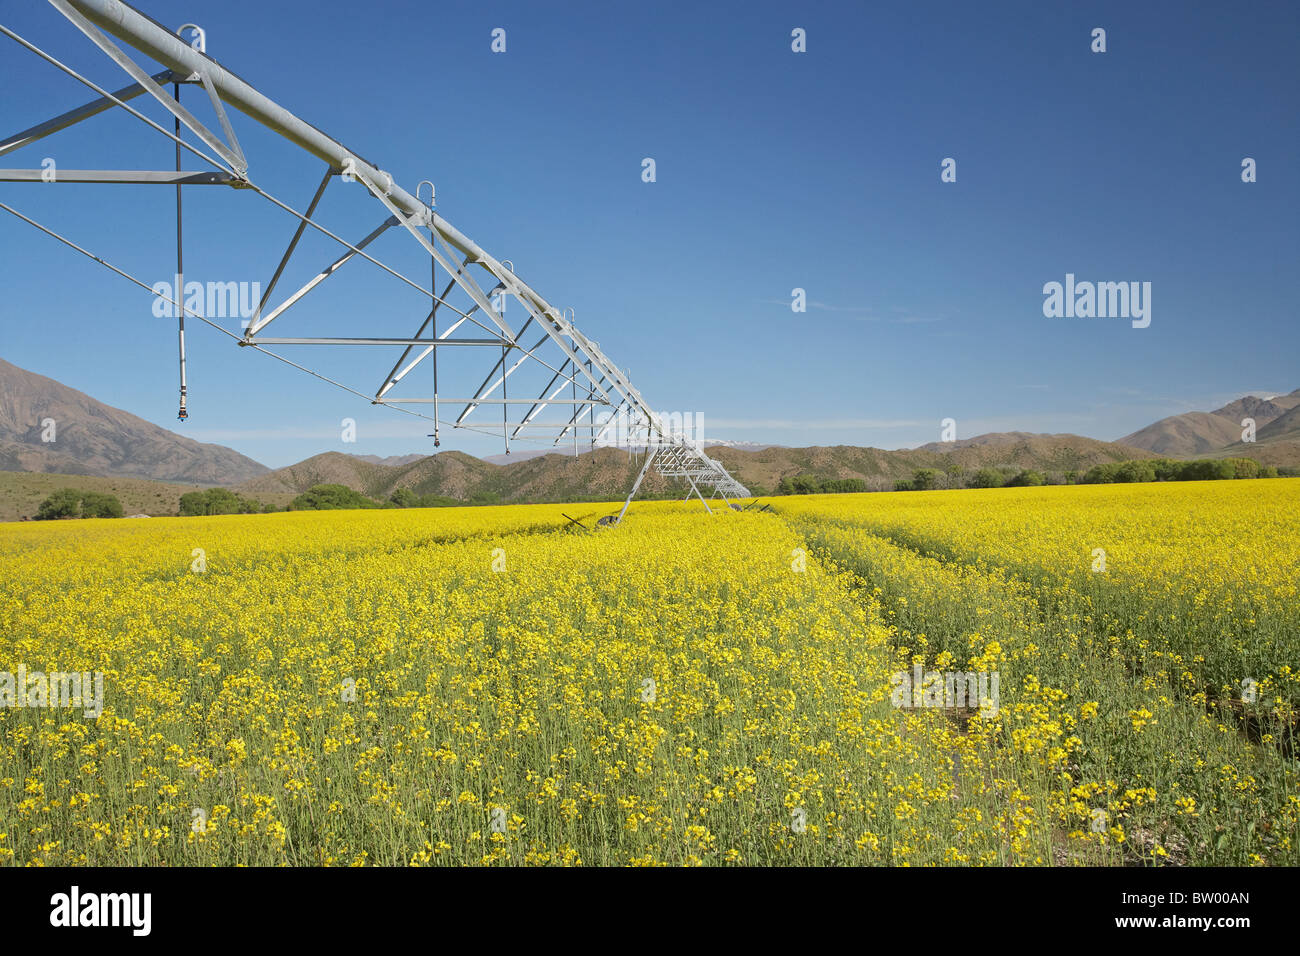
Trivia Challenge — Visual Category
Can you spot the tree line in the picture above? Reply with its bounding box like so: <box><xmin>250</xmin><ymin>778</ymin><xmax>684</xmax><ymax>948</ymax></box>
<box><xmin>30</xmin><ymin>456</ymin><xmax>1297</xmax><ymax>518</ymax></box>
<box><xmin>28</xmin><ymin>481</ymin><xmax>510</xmax><ymax>520</ymax></box>
<box><xmin>769</xmin><ymin>457</ymin><xmax>1293</xmax><ymax>496</ymax></box>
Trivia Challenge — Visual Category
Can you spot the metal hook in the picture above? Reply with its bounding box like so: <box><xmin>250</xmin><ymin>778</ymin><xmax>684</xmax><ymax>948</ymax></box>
<box><xmin>416</xmin><ymin>180</ymin><xmax>435</xmax><ymax>208</ymax></box>
<box><xmin>176</xmin><ymin>23</ymin><xmax>205</xmax><ymax>53</ymax></box>
<box><xmin>501</xmin><ymin>259</ymin><xmax>514</xmax><ymax>273</ymax></box>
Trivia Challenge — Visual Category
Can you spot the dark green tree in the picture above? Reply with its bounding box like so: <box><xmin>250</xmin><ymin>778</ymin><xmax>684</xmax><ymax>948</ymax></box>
<box><xmin>79</xmin><ymin>491</ymin><xmax>123</xmax><ymax>518</ymax></box>
<box><xmin>1114</xmin><ymin>460</ymin><xmax>1156</xmax><ymax>483</ymax></box>
<box><xmin>969</xmin><ymin>468</ymin><xmax>1005</xmax><ymax>488</ymax></box>
<box><xmin>910</xmin><ymin>468</ymin><xmax>940</xmax><ymax>490</ymax></box>
<box><xmin>35</xmin><ymin>488</ymin><xmax>123</xmax><ymax>519</ymax></box>
<box><xmin>35</xmin><ymin>488</ymin><xmax>83</xmax><ymax>520</ymax></box>
<box><xmin>1005</xmin><ymin>470</ymin><xmax>1047</xmax><ymax>487</ymax></box>
<box><xmin>389</xmin><ymin>487</ymin><xmax>418</xmax><ymax>508</ymax></box>
<box><xmin>179</xmin><ymin>487</ymin><xmax>262</xmax><ymax>515</ymax></box>
<box><xmin>1225</xmin><ymin>458</ymin><xmax>1260</xmax><ymax>479</ymax></box>
<box><xmin>290</xmin><ymin>484</ymin><xmax>380</xmax><ymax>511</ymax></box>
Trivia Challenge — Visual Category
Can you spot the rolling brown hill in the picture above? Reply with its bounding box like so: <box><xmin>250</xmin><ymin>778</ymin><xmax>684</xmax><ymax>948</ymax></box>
<box><xmin>236</xmin><ymin>447</ymin><xmax>686</xmax><ymax>502</ymax></box>
<box><xmin>0</xmin><ymin>357</ymin><xmax>268</xmax><ymax>484</ymax></box>
<box><xmin>347</xmin><ymin>453</ymin><xmax>427</xmax><ymax>467</ymax></box>
<box><xmin>235</xmin><ymin>451</ymin><xmax>404</xmax><ymax>498</ymax></box>
<box><xmin>1256</xmin><ymin>403</ymin><xmax>1300</xmax><ymax>443</ymax></box>
<box><xmin>1117</xmin><ymin>412</ymin><xmax>1247</xmax><ymax>457</ymax></box>
<box><xmin>0</xmin><ymin>470</ymin><xmax>208</xmax><ymax>521</ymax></box>
<box><xmin>6</xmin><ymin>426</ymin><xmax>1290</xmax><ymax>521</ymax></box>
<box><xmin>383</xmin><ymin>451</ymin><xmax>503</xmax><ymax>499</ymax></box>
<box><xmin>234</xmin><ymin>433</ymin><xmax>1159</xmax><ymax>504</ymax></box>
<box><xmin>468</xmin><ymin>448</ymin><xmax>683</xmax><ymax>500</ymax></box>
<box><xmin>1121</xmin><ymin>389</ymin><xmax>1300</xmax><ymax>457</ymax></box>
<box><xmin>1217</xmin><ymin>401</ymin><xmax>1300</xmax><ymax>467</ymax></box>
<box><xmin>4</xmin><ymin>360</ymin><xmax>1295</xmax><ymax>518</ymax></box>
<box><xmin>237</xmin><ymin>450</ymin><xmax>502</xmax><ymax>500</ymax></box>
<box><xmin>710</xmin><ymin>434</ymin><xmax>1153</xmax><ymax>493</ymax></box>
<box><xmin>1214</xmin><ymin>394</ymin><xmax>1297</xmax><ymax>424</ymax></box>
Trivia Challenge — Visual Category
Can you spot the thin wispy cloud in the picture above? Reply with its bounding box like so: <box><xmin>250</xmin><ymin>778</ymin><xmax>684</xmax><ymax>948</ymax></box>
<box><xmin>182</xmin><ymin>423</ymin><xmax>422</xmax><ymax>442</ymax></box>
<box><xmin>1093</xmin><ymin>385</ymin><xmax>1295</xmax><ymax>413</ymax></box>
<box><xmin>1217</xmin><ymin>387</ymin><xmax>1292</xmax><ymax>403</ymax></box>
<box><xmin>760</xmin><ymin>299</ymin><xmax>944</xmax><ymax>324</ymax></box>
<box><xmin>760</xmin><ymin>298</ymin><xmax>872</xmax><ymax>316</ymax></box>
<box><xmin>807</xmin><ymin>301</ymin><xmax>872</xmax><ymax>315</ymax></box>
<box><xmin>708</xmin><ymin>417</ymin><xmax>929</xmax><ymax>430</ymax></box>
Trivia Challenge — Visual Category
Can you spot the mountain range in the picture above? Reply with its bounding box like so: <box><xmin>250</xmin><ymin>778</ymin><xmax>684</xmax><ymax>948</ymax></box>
<box><xmin>0</xmin><ymin>356</ymin><xmax>1296</xmax><ymax>518</ymax></box>
<box><xmin>227</xmin><ymin>433</ymin><xmax>1161</xmax><ymax>507</ymax></box>
<box><xmin>0</xmin><ymin>358</ymin><xmax>267</xmax><ymax>485</ymax></box>
<box><xmin>1119</xmin><ymin>390</ymin><xmax>1300</xmax><ymax>460</ymax></box>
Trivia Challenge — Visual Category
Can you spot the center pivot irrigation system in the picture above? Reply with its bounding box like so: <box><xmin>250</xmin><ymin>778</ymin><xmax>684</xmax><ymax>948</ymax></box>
<box><xmin>1</xmin><ymin>0</ymin><xmax>749</xmax><ymax>521</ymax></box>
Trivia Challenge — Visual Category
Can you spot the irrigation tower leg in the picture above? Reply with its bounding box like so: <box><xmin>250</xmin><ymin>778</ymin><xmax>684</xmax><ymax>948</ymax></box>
<box><xmin>615</xmin><ymin>447</ymin><xmax>657</xmax><ymax>524</ymax></box>
<box><xmin>687</xmin><ymin>476</ymin><xmax>713</xmax><ymax>514</ymax></box>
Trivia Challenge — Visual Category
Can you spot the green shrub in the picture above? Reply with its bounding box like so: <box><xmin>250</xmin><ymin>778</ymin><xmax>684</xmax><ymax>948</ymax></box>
<box><xmin>1087</xmin><ymin>458</ymin><xmax>1260</xmax><ymax>484</ymax></box>
<box><xmin>775</xmin><ymin>475</ymin><xmax>865</xmax><ymax>496</ymax></box>
<box><xmin>819</xmin><ymin>478</ymin><xmax>866</xmax><ymax>494</ymax></box>
<box><xmin>1178</xmin><ymin>459</ymin><xmax>1235</xmax><ymax>482</ymax></box>
<box><xmin>1224</xmin><ymin>457</ymin><xmax>1260</xmax><ymax>479</ymax></box>
<box><xmin>1005</xmin><ymin>469</ymin><xmax>1047</xmax><ymax>487</ymax></box>
<box><xmin>79</xmin><ymin>491</ymin><xmax>123</xmax><ymax>519</ymax></box>
<box><xmin>968</xmin><ymin>469</ymin><xmax>1005</xmax><ymax>489</ymax></box>
<box><xmin>910</xmin><ymin>469</ymin><xmax>940</xmax><ymax>491</ymax></box>
<box><xmin>289</xmin><ymin>484</ymin><xmax>381</xmax><ymax>511</ymax></box>
<box><xmin>35</xmin><ymin>488</ymin><xmax>84</xmax><ymax>520</ymax></box>
<box><xmin>389</xmin><ymin>487</ymin><xmax>419</xmax><ymax>508</ymax></box>
<box><xmin>34</xmin><ymin>487</ymin><xmax>123</xmax><ymax>519</ymax></box>
<box><xmin>1080</xmin><ymin>463</ymin><xmax>1119</xmax><ymax>484</ymax></box>
<box><xmin>417</xmin><ymin>494</ymin><xmax>461</xmax><ymax>508</ymax></box>
<box><xmin>180</xmin><ymin>487</ymin><xmax>265</xmax><ymax>516</ymax></box>
<box><xmin>1151</xmin><ymin>459</ymin><xmax>1182</xmax><ymax>481</ymax></box>
<box><xmin>1114</xmin><ymin>460</ymin><xmax>1157</xmax><ymax>483</ymax></box>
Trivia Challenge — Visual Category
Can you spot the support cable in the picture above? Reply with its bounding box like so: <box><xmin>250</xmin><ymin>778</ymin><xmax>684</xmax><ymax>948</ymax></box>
<box><xmin>1</xmin><ymin>194</ymin><xmax>593</xmax><ymax>448</ymax></box>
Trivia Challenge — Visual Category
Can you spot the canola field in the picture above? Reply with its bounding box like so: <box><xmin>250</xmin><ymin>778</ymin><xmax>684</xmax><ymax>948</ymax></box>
<box><xmin>1</xmin><ymin>480</ymin><xmax>1296</xmax><ymax>866</ymax></box>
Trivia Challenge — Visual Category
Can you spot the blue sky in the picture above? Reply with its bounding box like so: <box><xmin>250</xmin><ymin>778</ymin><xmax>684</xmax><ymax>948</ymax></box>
<box><xmin>2</xmin><ymin>0</ymin><xmax>1297</xmax><ymax>467</ymax></box>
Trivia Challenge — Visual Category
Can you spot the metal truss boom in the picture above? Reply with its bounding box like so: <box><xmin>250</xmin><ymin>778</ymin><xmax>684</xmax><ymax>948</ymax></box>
<box><xmin>0</xmin><ymin>0</ymin><xmax>750</xmax><ymax>520</ymax></box>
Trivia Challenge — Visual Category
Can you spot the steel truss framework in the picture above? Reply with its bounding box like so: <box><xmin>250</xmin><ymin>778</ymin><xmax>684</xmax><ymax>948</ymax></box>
<box><xmin>0</xmin><ymin>0</ymin><xmax>748</xmax><ymax>520</ymax></box>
